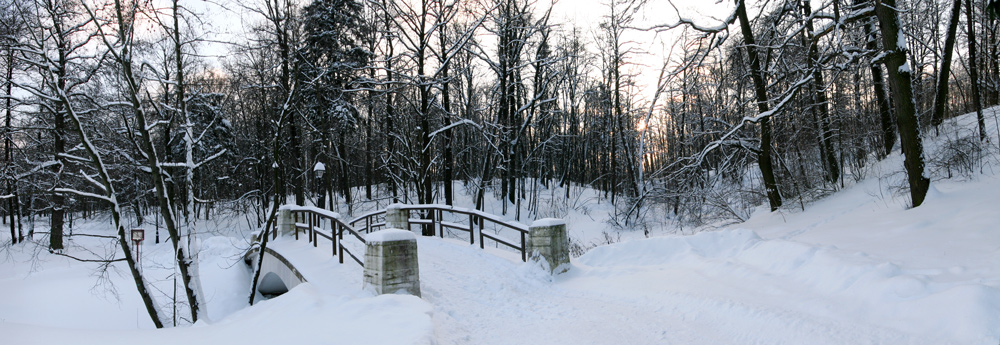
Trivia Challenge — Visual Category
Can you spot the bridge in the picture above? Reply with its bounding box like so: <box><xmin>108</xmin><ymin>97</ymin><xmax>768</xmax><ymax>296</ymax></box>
<box><xmin>245</xmin><ymin>204</ymin><xmax>570</xmax><ymax>302</ymax></box>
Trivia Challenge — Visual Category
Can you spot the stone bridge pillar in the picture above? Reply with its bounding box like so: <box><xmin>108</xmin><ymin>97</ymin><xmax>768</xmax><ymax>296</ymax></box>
<box><xmin>385</xmin><ymin>204</ymin><xmax>409</xmax><ymax>231</ymax></box>
<box><xmin>528</xmin><ymin>218</ymin><xmax>570</xmax><ymax>274</ymax></box>
<box><xmin>363</xmin><ymin>229</ymin><xmax>421</xmax><ymax>297</ymax></box>
<box><xmin>277</xmin><ymin>207</ymin><xmax>294</xmax><ymax>237</ymax></box>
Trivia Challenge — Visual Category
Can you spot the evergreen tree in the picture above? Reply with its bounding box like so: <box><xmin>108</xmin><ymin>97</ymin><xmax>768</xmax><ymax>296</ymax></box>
<box><xmin>298</xmin><ymin>0</ymin><xmax>371</xmax><ymax>207</ymax></box>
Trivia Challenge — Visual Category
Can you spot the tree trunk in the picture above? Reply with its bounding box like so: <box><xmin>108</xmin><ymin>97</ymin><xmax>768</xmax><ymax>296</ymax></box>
<box><xmin>366</xmin><ymin>63</ymin><xmax>375</xmax><ymax>200</ymax></box>
<box><xmin>736</xmin><ymin>0</ymin><xmax>782</xmax><ymax>211</ymax></box>
<box><xmin>932</xmin><ymin>0</ymin><xmax>964</xmax><ymax>132</ymax></box>
<box><xmin>990</xmin><ymin>17</ymin><xmax>999</xmax><ymax>106</ymax></box>
<box><xmin>873</xmin><ymin>0</ymin><xmax>931</xmax><ymax>207</ymax></box>
<box><xmin>967</xmin><ymin>0</ymin><xmax>986</xmax><ymax>141</ymax></box>
<box><xmin>106</xmin><ymin>0</ymin><xmax>203</xmax><ymax>321</ymax></box>
<box><xmin>802</xmin><ymin>0</ymin><xmax>840</xmax><ymax>184</ymax></box>
<box><xmin>5</xmin><ymin>45</ymin><xmax>16</xmax><ymax>245</ymax></box>
<box><xmin>57</xmin><ymin>58</ymin><xmax>166</xmax><ymax>327</ymax></box>
<box><xmin>49</xmin><ymin>11</ymin><xmax>70</xmax><ymax>252</ymax></box>
<box><xmin>437</xmin><ymin>11</ymin><xmax>454</xmax><ymax>206</ymax></box>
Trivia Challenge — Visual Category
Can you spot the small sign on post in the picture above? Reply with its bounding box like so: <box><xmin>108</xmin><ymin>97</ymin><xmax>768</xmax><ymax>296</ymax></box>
<box><xmin>131</xmin><ymin>228</ymin><xmax>145</xmax><ymax>267</ymax></box>
<box><xmin>131</xmin><ymin>228</ymin><xmax>144</xmax><ymax>243</ymax></box>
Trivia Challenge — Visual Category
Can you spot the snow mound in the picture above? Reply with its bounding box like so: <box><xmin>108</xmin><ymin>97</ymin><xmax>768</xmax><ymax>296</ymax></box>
<box><xmin>5</xmin><ymin>283</ymin><xmax>435</xmax><ymax>345</ymax></box>
<box><xmin>575</xmin><ymin>228</ymin><xmax>1000</xmax><ymax>343</ymax></box>
<box><xmin>577</xmin><ymin>228</ymin><xmax>761</xmax><ymax>267</ymax></box>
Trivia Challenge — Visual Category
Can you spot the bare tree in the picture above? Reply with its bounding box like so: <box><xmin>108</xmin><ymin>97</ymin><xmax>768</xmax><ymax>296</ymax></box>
<box><xmin>0</xmin><ymin>0</ymin><xmax>26</xmax><ymax>245</ymax></box>
<box><xmin>81</xmin><ymin>0</ymin><xmax>205</xmax><ymax>322</ymax></box>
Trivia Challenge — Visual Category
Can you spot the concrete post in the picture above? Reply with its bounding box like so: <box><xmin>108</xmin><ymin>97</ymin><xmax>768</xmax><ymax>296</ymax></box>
<box><xmin>363</xmin><ymin>229</ymin><xmax>421</xmax><ymax>297</ymax></box>
<box><xmin>528</xmin><ymin>218</ymin><xmax>570</xmax><ymax>274</ymax></box>
<box><xmin>277</xmin><ymin>207</ymin><xmax>294</xmax><ymax>237</ymax></box>
<box><xmin>385</xmin><ymin>204</ymin><xmax>410</xmax><ymax>231</ymax></box>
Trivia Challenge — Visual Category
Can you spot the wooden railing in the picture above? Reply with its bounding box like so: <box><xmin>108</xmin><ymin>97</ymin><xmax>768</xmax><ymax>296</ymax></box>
<box><xmin>281</xmin><ymin>206</ymin><xmax>367</xmax><ymax>267</ymax></box>
<box><xmin>349</xmin><ymin>204</ymin><xmax>530</xmax><ymax>262</ymax></box>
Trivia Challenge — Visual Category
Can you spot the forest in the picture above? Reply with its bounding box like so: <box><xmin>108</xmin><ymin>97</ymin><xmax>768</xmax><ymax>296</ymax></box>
<box><xmin>2</xmin><ymin>0</ymin><xmax>1000</xmax><ymax>326</ymax></box>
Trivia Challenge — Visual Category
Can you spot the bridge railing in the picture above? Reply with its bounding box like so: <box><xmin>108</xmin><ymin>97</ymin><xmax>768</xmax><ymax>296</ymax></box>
<box><xmin>349</xmin><ymin>204</ymin><xmax>530</xmax><ymax>262</ymax></box>
<box><xmin>280</xmin><ymin>206</ymin><xmax>367</xmax><ymax>267</ymax></box>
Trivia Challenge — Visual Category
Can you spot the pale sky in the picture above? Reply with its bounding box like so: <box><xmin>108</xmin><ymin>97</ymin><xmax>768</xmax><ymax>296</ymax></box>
<box><xmin>545</xmin><ymin>0</ymin><xmax>736</xmax><ymax>102</ymax></box>
<box><xmin>184</xmin><ymin>0</ymin><xmax>736</xmax><ymax>100</ymax></box>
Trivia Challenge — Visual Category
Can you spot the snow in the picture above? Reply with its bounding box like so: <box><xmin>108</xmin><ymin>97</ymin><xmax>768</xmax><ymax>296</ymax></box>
<box><xmin>428</xmin><ymin>119</ymin><xmax>481</xmax><ymax>139</ymax></box>
<box><xmin>367</xmin><ymin>229</ymin><xmax>416</xmax><ymax>242</ymax></box>
<box><xmin>3</xmin><ymin>108</ymin><xmax>1000</xmax><ymax>344</ymax></box>
<box><xmin>530</xmin><ymin>218</ymin><xmax>566</xmax><ymax>227</ymax></box>
<box><xmin>5</xmin><ymin>284</ymin><xmax>434</xmax><ymax>345</ymax></box>
<box><xmin>899</xmin><ymin>61</ymin><xmax>911</xmax><ymax>74</ymax></box>
<box><xmin>897</xmin><ymin>28</ymin><xmax>909</xmax><ymax>51</ymax></box>
<box><xmin>370</xmin><ymin>203</ymin><xmax>530</xmax><ymax>232</ymax></box>
<box><xmin>279</xmin><ymin>204</ymin><xmax>341</xmax><ymax>220</ymax></box>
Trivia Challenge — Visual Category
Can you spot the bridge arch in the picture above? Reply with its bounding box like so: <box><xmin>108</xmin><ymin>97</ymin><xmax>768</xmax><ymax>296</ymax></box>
<box><xmin>245</xmin><ymin>246</ymin><xmax>306</xmax><ymax>302</ymax></box>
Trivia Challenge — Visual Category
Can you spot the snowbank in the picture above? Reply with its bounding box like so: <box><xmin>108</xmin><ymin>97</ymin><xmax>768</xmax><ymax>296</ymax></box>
<box><xmin>575</xmin><ymin>228</ymin><xmax>1000</xmax><ymax>343</ymax></box>
<box><xmin>4</xmin><ymin>284</ymin><xmax>434</xmax><ymax>345</ymax></box>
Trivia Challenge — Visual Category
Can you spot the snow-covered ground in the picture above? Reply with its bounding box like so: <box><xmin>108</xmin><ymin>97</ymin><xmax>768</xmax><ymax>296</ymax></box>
<box><xmin>3</xmin><ymin>108</ymin><xmax>1000</xmax><ymax>344</ymax></box>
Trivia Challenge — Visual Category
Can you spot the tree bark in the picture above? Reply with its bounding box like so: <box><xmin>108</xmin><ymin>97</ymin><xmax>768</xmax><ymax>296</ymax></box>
<box><xmin>48</xmin><ymin>3</ymin><xmax>71</xmax><ymax>252</ymax></box>
<box><xmin>873</xmin><ymin>0</ymin><xmax>931</xmax><ymax>207</ymax></box>
<box><xmin>735</xmin><ymin>0</ymin><xmax>782</xmax><ymax>211</ymax></box>
<box><xmin>801</xmin><ymin>0</ymin><xmax>840</xmax><ymax>184</ymax></box>
<box><xmin>4</xmin><ymin>44</ymin><xmax>16</xmax><ymax>245</ymax></box>
<box><xmin>439</xmin><ymin>14</ymin><xmax>454</xmax><ymax>206</ymax></box>
<box><xmin>967</xmin><ymin>0</ymin><xmax>987</xmax><ymax>141</ymax></box>
<box><xmin>865</xmin><ymin>24</ymin><xmax>896</xmax><ymax>157</ymax></box>
<box><xmin>931</xmin><ymin>0</ymin><xmax>964</xmax><ymax>132</ymax></box>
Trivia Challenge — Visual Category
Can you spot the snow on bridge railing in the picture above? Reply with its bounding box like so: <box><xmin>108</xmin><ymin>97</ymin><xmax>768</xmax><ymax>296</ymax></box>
<box><xmin>348</xmin><ymin>203</ymin><xmax>531</xmax><ymax>262</ymax></box>
<box><xmin>278</xmin><ymin>203</ymin><xmax>533</xmax><ymax>264</ymax></box>
<box><xmin>276</xmin><ymin>203</ymin><xmax>570</xmax><ymax>277</ymax></box>
<box><xmin>278</xmin><ymin>205</ymin><xmax>366</xmax><ymax>267</ymax></box>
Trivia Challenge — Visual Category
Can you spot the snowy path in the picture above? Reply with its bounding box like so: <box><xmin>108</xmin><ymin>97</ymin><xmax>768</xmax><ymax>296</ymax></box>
<box><xmin>419</xmin><ymin>239</ymin><xmax>673</xmax><ymax>344</ymax></box>
<box><xmin>412</xmin><ymin>236</ymin><xmax>940</xmax><ymax>345</ymax></box>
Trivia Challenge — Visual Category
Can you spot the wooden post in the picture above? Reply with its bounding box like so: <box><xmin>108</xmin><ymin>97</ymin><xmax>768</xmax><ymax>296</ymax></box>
<box><xmin>437</xmin><ymin>209</ymin><xmax>443</xmax><ymax>238</ymax></box>
<box><xmin>468</xmin><ymin>214</ymin><xmax>474</xmax><ymax>244</ymax></box>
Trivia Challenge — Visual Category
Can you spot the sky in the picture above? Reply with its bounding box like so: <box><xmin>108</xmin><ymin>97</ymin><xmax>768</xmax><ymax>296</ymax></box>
<box><xmin>166</xmin><ymin>0</ymin><xmax>739</xmax><ymax>103</ymax></box>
